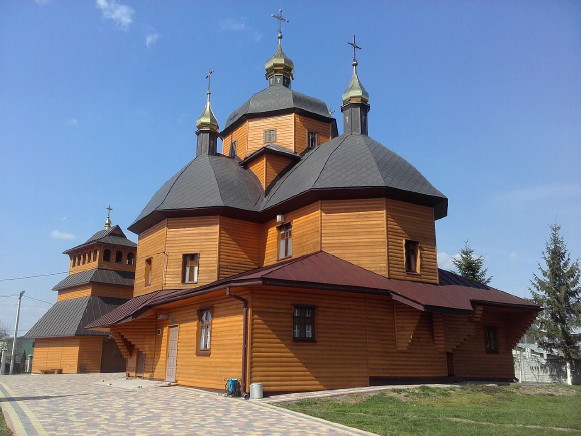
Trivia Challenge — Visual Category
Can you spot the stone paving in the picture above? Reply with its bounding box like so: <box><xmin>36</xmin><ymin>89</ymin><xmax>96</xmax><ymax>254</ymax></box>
<box><xmin>0</xmin><ymin>373</ymin><xmax>375</xmax><ymax>435</ymax></box>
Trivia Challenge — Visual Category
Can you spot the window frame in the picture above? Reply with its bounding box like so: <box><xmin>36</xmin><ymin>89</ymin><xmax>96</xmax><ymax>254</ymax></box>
<box><xmin>404</xmin><ymin>239</ymin><xmax>420</xmax><ymax>274</ymax></box>
<box><xmin>126</xmin><ymin>252</ymin><xmax>135</xmax><ymax>265</ymax></box>
<box><xmin>145</xmin><ymin>257</ymin><xmax>153</xmax><ymax>287</ymax></box>
<box><xmin>263</xmin><ymin>129</ymin><xmax>277</xmax><ymax>143</ymax></box>
<box><xmin>293</xmin><ymin>305</ymin><xmax>316</xmax><ymax>342</ymax></box>
<box><xmin>484</xmin><ymin>326</ymin><xmax>499</xmax><ymax>354</ymax></box>
<box><xmin>278</xmin><ymin>223</ymin><xmax>292</xmax><ymax>260</ymax></box>
<box><xmin>229</xmin><ymin>140</ymin><xmax>237</xmax><ymax>158</ymax></box>
<box><xmin>115</xmin><ymin>250</ymin><xmax>123</xmax><ymax>264</ymax></box>
<box><xmin>182</xmin><ymin>253</ymin><xmax>200</xmax><ymax>284</ymax></box>
<box><xmin>197</xmin><ymin>307</ymin><xmax>212</xmax><ymax>355</ymax></box>
<box><xmin>307</xmin><ymin>131</ymin><xmax>319</xmax><ymax>149</ymax></box>
<box><xmin>103</xmin><ymin>249</ymin><xmax>111</xmax><ymax>262</ymax></box>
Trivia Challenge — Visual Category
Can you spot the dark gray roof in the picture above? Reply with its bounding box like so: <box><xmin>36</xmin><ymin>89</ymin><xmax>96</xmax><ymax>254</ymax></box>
<box><xmin>263</xmin><ymin>134</ymin><xmax>448</xmax><ymax>219</ymax></box>
<box><xmin>24</xmin><ymin>296</ymin><xmax>128</xmax><ymax>338</ymax></box>
<box><xmin>223</xmin><ymin>85</ymin><xmax>332</xmax><ymax>131</ymax></box>
<box><xmin>129</xmin><ymin>154</ymin><xmax>263</xmax><ymax>233</ymax></box>
<box><xmin>64</xmin><ymin>225</ymin><xmax>136</xmax><ymax>253</ymax></box>
<box><xmin>240</xmin><ymin>144</ymin><xmax>299</xmax><ymax>166</ymax></box>
<box><xmin>53</xmin><ymin>268</ymin><xmax>135</xmax><ymax>291</ymax></box>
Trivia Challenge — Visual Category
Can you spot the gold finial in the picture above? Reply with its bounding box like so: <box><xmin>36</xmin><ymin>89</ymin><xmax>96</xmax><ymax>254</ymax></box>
<box><xmin>105</xmin><ymin>205</ymin><xmax>112</xmax><ymax>229</ymax></box>
<box><xmin>196</xmin><ymin>68</ymin><xmax>219</xmax><ymax>131</ymax></box>
<box><xmin>271</xmin><ymin>9</ymin><xmax>289</xmax><ymax>44</ymax></box>
<box><xmin>342</xmin><ymin>34</ymin><xmax>369</xmax><ymax>105</ymax></box>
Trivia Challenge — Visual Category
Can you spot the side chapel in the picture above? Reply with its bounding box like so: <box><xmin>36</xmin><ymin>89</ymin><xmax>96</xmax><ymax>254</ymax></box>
<box><xmin>88</xmin><ymin>17</ymin><xmax>540</xmax><ymax>394</ymax></box>
<box><xmin>25</xmin><ymin>211</ymin><xmax>135</xmax><ymax>373</ymax></box>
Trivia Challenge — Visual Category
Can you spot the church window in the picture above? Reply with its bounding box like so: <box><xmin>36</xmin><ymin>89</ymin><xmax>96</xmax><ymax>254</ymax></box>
<box><xmin>229</xmin><ymin>140</ymin><xmax>237</xmax><ymax>158</ymax></box>
<box><xmin>182</xmin><ymin>253</ymin><xmax>199</xmax><ymax>284</ymax></box>
<box><xmin>103</xmin><ymin>249</ymin><xmax>111</xmax><ymax>262</ymax></box>
<box><xmin>126</xmin><ymin>252</ymin><xmax>135</xmax><ymax>265</ymax></box>
<box><xmin>484</xmin><ymin>326</ymin><xmax>498</xmax><ymax>353</ymax></box>
<box><xmin>278</xmin><ymin>223</ymin><xmax>292</xmax><ymax>259</ymax></box>
<box><xmin>197</xmin><ymin>308</ymin><xmax>212</xmax><ymax>354</ymax></box>
<box><xmin>115</xmin><ymin>250</ymin><xmax>123</xmax><ymax>263</ymax></box>
<box><xmin>145</xmin><ymin>258</ymin><xmax>152</xmax><ymax>286</ymax></box>
<box><xmin>264</xmin><ymin>129</ymin><xmax>277</xmax><ymax>143</ymax></box>
<box><xmin>307</xmin><ymin>131</ymin><xmax>318</xmax><ymax>149</ymax></box>
<box><xmin>93</xmin><ymin>250</ymin><xmax>97</xmax><ymax>262</ymax></box>
<box><xmin>293</xmin><ymin>305</ymin><xmax>315</xmax><ymax>342</ymax></box>
<box><xmin>72</xmin><ymin>257</ymin><xmax>76</xmax><ymax>267</ymax></box>
<box><xmin>404</xmin><ymin>240</ymin><xmax>420</xmax><ymax>273</ymax></box>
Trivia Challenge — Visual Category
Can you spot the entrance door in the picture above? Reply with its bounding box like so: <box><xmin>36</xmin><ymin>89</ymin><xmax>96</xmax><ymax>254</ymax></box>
<box><xmin>446</xmin><ymin>352</ymin><xmax>455</xmax><ymax>377</ymax></box>
<box><xmin>136</xmin><ymin>351</ymin><xmax>145</xmax><ymax>377</ymax></box>
<box><xmin>165</xmin><ymin>326</ymin><xmax>179</xmax><ymax>383</ymax></box>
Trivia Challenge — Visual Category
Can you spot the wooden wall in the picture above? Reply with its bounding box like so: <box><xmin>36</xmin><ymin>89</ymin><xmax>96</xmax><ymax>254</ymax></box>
<box><xmin>321</xmin><ymin>199</ymin><xmax>388</xmax><ymax>276</ymax></box>
<box><xmin>77</xmin><ymin>337</ymin><xmax>104</xmax><ymax>373</ymax></box>
<box><xmin>247</xmin><ymin>114</ymin><xmax>294</xmax><ymax>156</ymax></box>
<box><xmin>69</xmin><ymin>245</ymin><xmax>136</xmax><ymax>275</ymax></box>
<box><xmin>247</xmin><ymin>155</ymin><xmax>266</xmax><ymax>189</ymax></box>
<box><xmin>294</xmin><ymin>114</ymin><xmax>332</xmax><ymax>155</ymax></box>
<box><xmin>222</xmin><ymin>121</ymin><xmax>248</xmax><ymax>159</ymax></box>
<box><xmin>57</xmin><ymin>286</ymin><xmax>91</xmax><ymax>301</ymax></box>
<box><xmin>218</xmin><ymin>217</ymin><xmax>262</xmax><ymax>279</ymax></box>
<box><xmin>264</xmin><ymin>154</ymin><xmax>293</xmax><ymax>189</ymax></box>
<box><xmin>57</xmin><ymin>284</ymin><xmax>133</xmax><ymax>301</ymax></box>
<box><xmin>263</xmin><ymin>202</ymin><xmax>321</xmax><ymax>265</ymax></box>
<box><xmin>134</xmin><ymin>220</ymin><xmax>168</xmax><ymax>296</ymax></box>
<box><xmin>386</xmin><ymin>199</ymin><xmax>438</xmax><ymax>284</ymax></box>
<box><xmin>31</xmin><ymin>337</ymin><xmax>81</xmax><ymax>374</ymax></box>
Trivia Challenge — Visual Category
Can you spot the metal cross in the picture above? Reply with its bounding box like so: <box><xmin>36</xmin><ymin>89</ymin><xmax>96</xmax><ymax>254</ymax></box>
<box><xmin>271</xmin><ymin>9</ymin><xmax>289</xmax><ymax>35</ymax></box>
<box><xmin>205</xmin><ymin>68</ymin><xmax>213</xmax><ymax>94</ymax></box>
<box><xmin>106</xmin><ymin>205</ymin><xmax>112</xmax><ymax>218</ymax></box>
<box><xmin>348</xmin><ymin>35</ymin><xmax>361</xmax><ymax>62</ymax></box>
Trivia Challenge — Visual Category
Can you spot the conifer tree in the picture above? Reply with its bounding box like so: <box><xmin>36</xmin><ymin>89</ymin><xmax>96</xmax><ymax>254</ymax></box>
<box><xmin>530</xmin><ymin>224</ymin><xmax>581</xmax><ymax>363</ymax></box>
<box><xmin>452</xmin><ymin>241</ymin><xmax>492</xmax><ymax>285</ymax></box>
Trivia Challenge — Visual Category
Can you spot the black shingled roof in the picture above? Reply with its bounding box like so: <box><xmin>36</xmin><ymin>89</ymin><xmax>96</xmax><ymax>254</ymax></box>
<box><xmin>24</xmin><ymin>296</ymin><xmax>128</xmax><ymax>338</ymax></box>
<box><xmin>63</xmin><ymin>225</ymin><xmax>136</xmax><ymax>254</ymax></box>
<box><xmin>129</xmin><ymin>154</ymin><xmax>264</xmax><ymax>233</ymax></box>
<box><xmin>52</xmin><ymin>268</ymin><xmax>135</xmax><ymax>291</ymax></box>
<box><xmin>223</xmin><ymin>84</ymin><xmax>333</xmax><ymax>132</ymax></box>
<box><xmin>262</xmin><ymin>134</ymin><xmax>448</xmax><ymax>219</ymax></box>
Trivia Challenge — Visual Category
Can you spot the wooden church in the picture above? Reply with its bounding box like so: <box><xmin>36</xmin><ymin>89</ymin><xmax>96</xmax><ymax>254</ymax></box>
<box><xmin>25</xmin><ymin>212</ymin><xmax>135</xmax><ymax>374</ymax></box>
<box><xmin>87</xmin><ymin>19</ymin><xmax>540</xmax><ymax>393</ymax></box>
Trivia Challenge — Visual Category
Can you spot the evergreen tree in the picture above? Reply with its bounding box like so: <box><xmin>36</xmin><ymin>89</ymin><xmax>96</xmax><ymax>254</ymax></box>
<box><xmin>530</xmin><ymin>224</ymin><xmax>581</xmax><ymax>363</ymax></box>
<box><xmin>452</xmin><ymin>241</ymin><xmax>492</xmax><ymax>285</ymax></box>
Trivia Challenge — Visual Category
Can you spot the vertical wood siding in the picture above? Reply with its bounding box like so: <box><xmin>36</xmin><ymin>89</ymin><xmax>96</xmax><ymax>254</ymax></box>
<box><xmin>164</xmin><ymin>216</ymin><xmax>220</xmax><ymax>288</ymax></box>
<box><xmin>247</xmin><ymin>114</ymin><xmax>294</xmax><ymax>155</ymax></box>
<box><xmin>321</xmin><ymin>199</ymin><xmax>388</xmax><ymax>275</ymax></box>
<box><xmin>263</xmin><ymin>202</ymin><xmax>321</xmax><ymax>266</ymax></box>
<box><xmin>31</xmin><ymin>337</ymin><xmax>81</xmax><ymax>374</ymax></box>
<box><xmin>218</xmin><ymin>217</ymin><xmax>262</xmax><ymax>279</ymax></box>
<box><xmin>385</xmin><ymin>199</ymin><xmax>438</xmax><ymax>283</ymax></box>
<box><xmin>222</xmin><ymin>121</ymin><xmax>248</xmax><ymax>159</ymax></box>
<box><xmin>134</xmin><ymin>220</ymin><xmax>167</xmax><ymax>296</ymax></box>
<box><xmin>293</xmin><ymin>114</ymin><xmax>332</xmax><ymax>154</ymax></box>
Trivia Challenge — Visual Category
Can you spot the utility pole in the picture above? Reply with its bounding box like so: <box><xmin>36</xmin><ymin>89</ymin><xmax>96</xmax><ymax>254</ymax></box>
<box><xmin>9</xmin><ymin>291</ymin><xmax>24</xmax><ymax>375</ymax></box>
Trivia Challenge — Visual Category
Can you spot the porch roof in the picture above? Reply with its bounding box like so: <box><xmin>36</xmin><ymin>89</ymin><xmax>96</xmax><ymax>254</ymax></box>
<box><xmin>85</xmin><ymin>251</ymin><xmax>539</xmax><ymax>328</ymax></box>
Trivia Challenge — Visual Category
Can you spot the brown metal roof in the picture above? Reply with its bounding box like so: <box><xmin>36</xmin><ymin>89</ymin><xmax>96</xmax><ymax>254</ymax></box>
<box><xmin>87</xmin><ymin>251</ymin><xmax>539</xmax><ymax>328</ymax></box>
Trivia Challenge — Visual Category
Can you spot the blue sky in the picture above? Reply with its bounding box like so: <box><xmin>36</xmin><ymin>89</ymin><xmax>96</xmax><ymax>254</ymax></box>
<box><xmin>1</xmin><ymin>0</ymin><xmax>579</xmax><ymax>334</ymax></box>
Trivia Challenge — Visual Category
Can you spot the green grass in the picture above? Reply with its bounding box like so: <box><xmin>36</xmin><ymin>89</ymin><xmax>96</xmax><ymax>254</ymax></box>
<box><xmin>0</xmin><ymin>411</ymin><xmax>11</xmax><ymax>436</ymax></box>
<box><xmin>278</xmin><ymin>384</ymin><xmax>581</xmax><ymax>436</ymax></box>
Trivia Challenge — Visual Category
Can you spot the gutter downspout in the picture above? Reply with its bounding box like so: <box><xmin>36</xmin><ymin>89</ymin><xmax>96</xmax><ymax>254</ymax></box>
<box><xmin>226</xmin><ymin>287</ymin><xmax>249</xmax><ymax>396</ymax></box>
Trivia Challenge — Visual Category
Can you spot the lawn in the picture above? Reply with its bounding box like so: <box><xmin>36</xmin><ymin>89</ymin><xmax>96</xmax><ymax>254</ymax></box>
<box><xmin>278</xmin><ymin>384</ymin><xmax>581</xmax><ymax>436</ymax></box>
<box><xmin>0</xmin><ymin>411</ymin><xmax>11</xmax><ymax>436</ymax></box>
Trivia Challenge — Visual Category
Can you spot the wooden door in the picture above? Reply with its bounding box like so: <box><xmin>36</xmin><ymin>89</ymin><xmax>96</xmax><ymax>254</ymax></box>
<box><xmin>165</xmin><ymin>326</ymin><xmax>179</xmax><ymax>383</ymax></box>
<box><xmin>136</xmin><ymin>351</ymin><xmax>145</xmax><ymax>377</ymax></box>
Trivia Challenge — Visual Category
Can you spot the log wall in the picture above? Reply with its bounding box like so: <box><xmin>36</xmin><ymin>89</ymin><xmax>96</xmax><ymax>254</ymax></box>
<box><xmin>222</xmin><ymin>121</ymin><xmax>248</xmax><ymax>159</ymax></box>
<box><xmin>294</xmin><ymin>114</ymin><xmax>332</xmax><ymax>154</ymax></box>
<box><xmin>218</xmin><ymin>217</ymin><xmax>262</xmax><ymax>279</ymax></box>
<box><xmin>134</xmin><ymin>221</ymin><xmax>168</xmax><ymax>296</ymax></box>
<box><xmin>247</xmin><ymin>114</ymin><xmax>294</xmax><ymax>155</ymax></box>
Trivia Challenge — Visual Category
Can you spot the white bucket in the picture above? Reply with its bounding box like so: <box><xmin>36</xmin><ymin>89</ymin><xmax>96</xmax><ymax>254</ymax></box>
<box><xmin>250</xmin><ymin>382</ymin><xmax>263</xmax><ymax>399</ymax></box>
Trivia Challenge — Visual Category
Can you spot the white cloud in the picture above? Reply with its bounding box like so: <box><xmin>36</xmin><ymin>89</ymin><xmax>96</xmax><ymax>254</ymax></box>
<box><xmin>220</xmin><ymin>17</ymin><xmax>247</xmax><ymax>32</ymax></box>
<box><xmin>96</xmin><ymin>0</ymin><xmax>134</xmax><ymax>30</ymax></box>
<box><xmin>51</xmin><ymin>230</ymin><xmax>76</xmax><ymax>240</ymax></box>
<box><xmin>67</xmin><ymin>118</ymin><xmax>79</xmax><ymax>127</ymax></box>
<box><xmin>510</xmin><ymin>252</ymin><xmax>519</xmax><ymax>259</ymax></box>
<box><xmin>437</xmin><ymin>252</ymin><xmax>459</xmax><ymax>270</ymax></box>
<box><xmin>145</xmin><ymin>33</ymin><xmax>160</xmax><ymax>48</ymax></box>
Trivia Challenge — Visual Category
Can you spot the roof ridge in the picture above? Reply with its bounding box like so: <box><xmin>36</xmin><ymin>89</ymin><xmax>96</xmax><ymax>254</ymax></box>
<box><xmin>156</xmin><ymin>158</ymin><xmax>198</xmax><ymax>210</ymax></box>
<box><xmin>311</xmin><ymin>134</ymin><xmax>350</xmax><ymax>188</ymax></box>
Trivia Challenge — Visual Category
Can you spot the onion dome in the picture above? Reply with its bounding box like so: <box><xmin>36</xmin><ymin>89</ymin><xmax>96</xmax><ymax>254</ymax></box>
<box><xmin>265</xmin><ymin>9</ymin><xmax>294</xmax><ymax>88</ymax></box>
<box><xmin>342</xmin><ymin>59</ymin><xmax>369</xmax><ymax>105</ymax></box>
<box><xmin>196</xmin><ymin>69</ymin><xmax>220</xmax><ymax>156</ymax></box>
<box><xmin>196</xmin><ymin>91</ymin><xmax>219</xmax><ymax>132</ymax></box>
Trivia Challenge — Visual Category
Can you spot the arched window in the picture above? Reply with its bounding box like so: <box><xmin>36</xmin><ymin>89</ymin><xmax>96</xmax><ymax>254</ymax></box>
<box><xmin>93</xmin><ymin>250</ymin><xmax>98</xmax><ymax>262</ymax></box>
<box><xmin>115</xmin><ymin>250</ymin><xmax>123</xmax><ymax>263</ymax></box>
<box><xmin>72</xmin><ymin>256</ymin><xmax>76</xmax><ymax>267</ymax></box>
<box><xmin>126</xmin><ymin>253</ymin><xmax>135</xmax><ymax>265</ymax></box>
<box><xmin>82</xmin><ymin>253</ymin><xmax>86</xmax><ymax>265</ymax></box>
<box><xmin>103</xmin><ymin>249</ymin><xmax>111</xmax><ymax>262</ymax></box>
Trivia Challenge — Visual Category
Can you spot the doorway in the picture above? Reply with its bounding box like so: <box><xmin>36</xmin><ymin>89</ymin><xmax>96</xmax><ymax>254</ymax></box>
<box><xmin>165</xmin><ymin>326</ymin><xmax>179</xmax><ymax>383</ymax></box>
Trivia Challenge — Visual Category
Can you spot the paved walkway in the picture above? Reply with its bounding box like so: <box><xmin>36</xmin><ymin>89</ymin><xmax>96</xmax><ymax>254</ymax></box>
<box><xmin>0</xmin><ymin>373</ymin><xmax>376</xmax><ymax>435</ymax></box>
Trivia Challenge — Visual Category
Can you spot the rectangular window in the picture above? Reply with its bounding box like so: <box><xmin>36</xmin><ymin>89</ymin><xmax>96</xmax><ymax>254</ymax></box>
<box><xmin>197</xmin><ymin>308</ymin><xmax>212</xmax><ymax>355</ymax></box>
<box><xmin>484</xmin><ymin>326</ymin><xmax>498</xmax><ymax>353</ymax></box>
<box><xmin>182</xmin><ymin>253</ymin><xmax>199</xmax><ymax>284</ymax></box>
<box><xmin>293</xmin><ymin>305</ymin><xmax>315</xmax><ymax>342</ymax></box>
<box><xmin>404</xmin><ymin>240</ymin><xmax>420</xmax><ymax>273</ymax></box>
<box><xmin>145</xmin><ymin>258</ymin><xmax>152</xmax><ymax>286</ymax></box>
<box><xmin>278</xmin><ymin>223</ymin><xmax>292</xmax><ymax>259</ymax></box>
<box><xmin>307</xmin><ymin>131</ymin><xmax>318</xmax><ymax>148</ymax></box>
<box><xmin>264</xmin><ymin>129</ymin><xmax>277</xmax><ymax>143</ymax></box>
<box><xmin>229</xmin><ymin>140</ymin><xmax>237</xmax><ymax>158</ymax></box>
